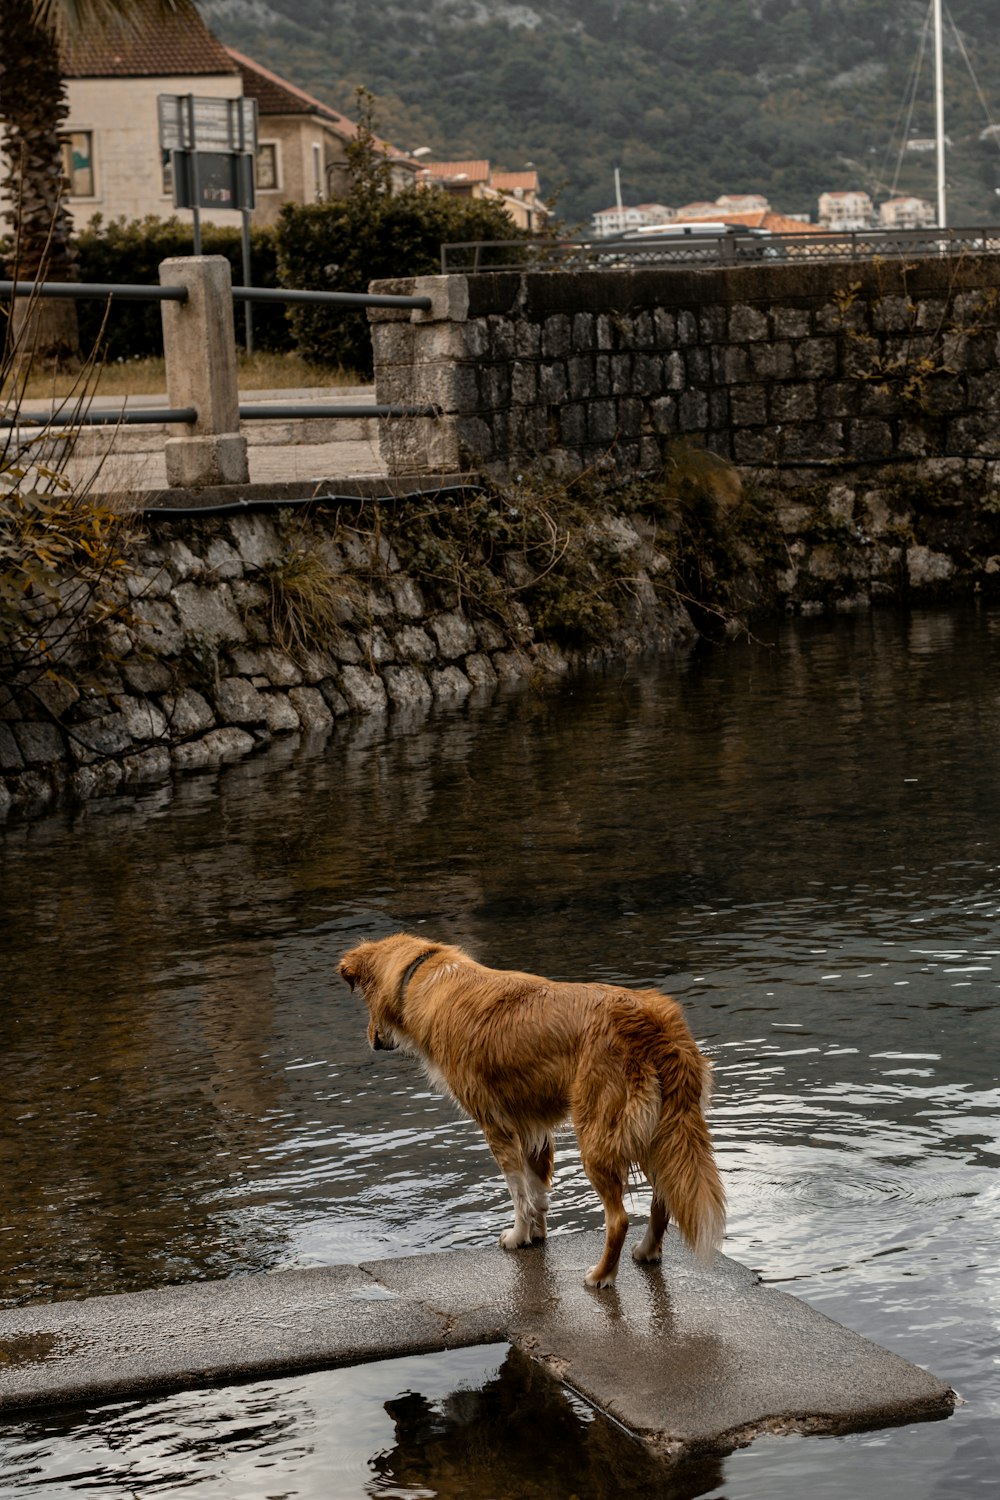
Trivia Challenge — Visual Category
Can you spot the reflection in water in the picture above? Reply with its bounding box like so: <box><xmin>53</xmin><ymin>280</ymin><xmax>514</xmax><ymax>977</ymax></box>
<box><xmin>1</xmin><ymin>606</ymin><xmax>999</xmax><ymax>1496</ymax></box>
<box><xmin>0</xmin><ymin>1346</ymin><xmax>724</xmax><ymax>1500</ymax></box>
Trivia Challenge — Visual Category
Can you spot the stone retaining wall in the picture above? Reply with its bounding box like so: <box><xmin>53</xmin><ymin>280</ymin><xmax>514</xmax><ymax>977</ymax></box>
<box><xmin>5</xmin><ymin>449</ymin><xmax>1000</xmax><ymax>821</ymax></box>
<box><xmin>0</xmin><ymin>499</ymin><xmax>693</xmax><ymax>820</ymax></box>
<box><xmin>369</xmin><ymin>260</ymin><xmax>1000</xmax><ymax>480</ymax></box>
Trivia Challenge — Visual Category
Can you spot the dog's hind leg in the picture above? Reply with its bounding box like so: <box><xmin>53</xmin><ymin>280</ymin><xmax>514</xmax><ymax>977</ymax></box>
<box><xmin>525</xmin><ymin>1134</ymin><xmax>554</xmax><ymax>1242</ymax></box>
<box><xmin>632</xmin><ymin>1194</ymin><xmax>670</xmax><ymax>1264</ymax></box>
<box><xmin>580</xmin><ymin>1158</ymin><xmax>629</xmax><ymax>1289</ymax></box>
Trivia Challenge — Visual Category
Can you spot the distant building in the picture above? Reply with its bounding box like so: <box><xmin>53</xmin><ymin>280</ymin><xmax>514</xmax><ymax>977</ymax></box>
<box><xmin>674</xmin><ymin>207</ymin><xmax>817</xmax><ymax>234</ymax></box>
<box><xmin>418</xmin><ymin>160</ymin><xmax>549</xmax><ymax>231</ymax></box>
<box><xmin>817</xmin><ymin>191</ymin><xmax>875</xmax><ymax>230</ymax></box>
<box><xmin>5</xmin><ymin>0</ymin><xmax>420</xmax><ymax>232</ymax></box>
<box><xmin>879</xmin><ymin>196</ymin><xmax>936</xmax><ymax>230</ymax></box>
<box><xmin>715</xmin><ymin>193</ymin><xmax>770</xmax><ymax>214</ymax></box>
<box><xmin>591</xmin><ymin>203</ymin><xmax>673</xmax><ymax>237</ymax></box>
<box><xmin>229</xmin><ymin>49</ymin><xmax>417</xmax><ymax>228</ymax></box>
<box><xmin>674</xmin><ymin>200</ymin><xmax>720</xmax><ymax>220</ymax></box>
<box><xmin>906</xmin><ymin>136</ymin><xmax>951</xmax><ymax>152</ymax></box>
<box><xmin>491</xmin><ymin>170</ymin><xmax>548</xmax><ymax>232</ymax></box>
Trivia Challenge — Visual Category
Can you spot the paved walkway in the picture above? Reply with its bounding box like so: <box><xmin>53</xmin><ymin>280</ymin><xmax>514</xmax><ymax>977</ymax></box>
<box><xmin>0</xmin><ymin>1231</ymin><xmax>955</xmax><ymax>1462</ymax></box>
<box><xmin>12</xmin><ymin>386</ymin><xmax>391</xmax><ymax>495</ymax></box>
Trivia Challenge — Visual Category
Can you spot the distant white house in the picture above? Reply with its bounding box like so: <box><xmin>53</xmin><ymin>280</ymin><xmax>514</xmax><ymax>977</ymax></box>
<box><xmin>817</xmin><ymin>190</ymin><xmax>875</xmax><ymax>230</ymax></box>
<box><xmin>714</xmin><ymin>193</ymin><xmax>770</xmax><ymax>214</ymax></box>
<box><xmin>879</xmin><ymin>196</ymin><xmax>936</xmax><ymax>229</ymax></box>
<box><xmin>906</xmin><ymin>136</ymin><xmax>951</xmax><ymax>152</ymax></box>
<box><xmin>591</xmin><ymin>202</ymin><xmax>673</xmax><ymax>237</ymax></box>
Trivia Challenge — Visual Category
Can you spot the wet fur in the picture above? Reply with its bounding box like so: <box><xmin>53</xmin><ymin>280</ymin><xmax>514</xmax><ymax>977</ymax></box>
<box><xmin>338</xmin><ymin>933</ymin><xmax>726</xmax><ymax>1288</ymax></box>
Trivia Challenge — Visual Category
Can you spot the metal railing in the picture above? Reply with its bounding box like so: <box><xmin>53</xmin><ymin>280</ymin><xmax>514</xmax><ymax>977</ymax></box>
<box><xmin>0</xmin><ymin>276</ymin><xmax>437</xmax><ymax>431</ymax></box>
<box><xmin>442</xmin><ymin>224</ymin><xmax>1000</xmax><ymax>274</ymax></box>
<box><xmin>0</xmin><ymin>278</ymin><xmax>431</xmax><ymax>311</ymax></box>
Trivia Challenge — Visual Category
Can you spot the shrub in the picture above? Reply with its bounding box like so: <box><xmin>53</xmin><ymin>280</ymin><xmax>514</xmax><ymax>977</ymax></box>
<box><xmin>276</xmin><ymin>192</ymin><xmax>523</xmax><ymax>376</ymax></box>
<box><xmin>275</xmin><ymin>91</ymin><xmax>525</xmax><ymax>375</ymax></box>
<box><xmin>72</xmin><ymin>215</ymin><xmax>292</xmax><ymax>359</ymax></box>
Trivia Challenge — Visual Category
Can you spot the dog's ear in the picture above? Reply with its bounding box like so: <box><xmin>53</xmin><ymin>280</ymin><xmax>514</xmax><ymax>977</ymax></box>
<box><xmin>338</xmin><ymin>948</ymin><xmax>364</xmax><ymax>992</ymax></box>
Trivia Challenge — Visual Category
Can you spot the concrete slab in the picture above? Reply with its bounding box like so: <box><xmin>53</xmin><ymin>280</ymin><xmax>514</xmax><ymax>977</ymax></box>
<box><xmin>0</xmin><ymin>1231</ymin><xmax>955</xmax><ymax>1465</ymax></box>
<box><xmin>0</xmin><ymin>1264</ymin><xmax>501</xmax><ymax>1414</ymax></box>
<box><xmin>364</xmin><ymin>1231</ymin><xmax>956</xmax><ymax>1459</ymax></box>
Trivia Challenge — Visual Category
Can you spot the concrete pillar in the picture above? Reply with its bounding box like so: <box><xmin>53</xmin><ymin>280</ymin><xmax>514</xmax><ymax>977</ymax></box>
<box><xmin>369</xmin><ymin>275</ymin><xmax>473</xmax><ymax>476</ymax></box>
<box><xmin>159</xmin><ymin>256</ymin><xmax>249</xmax><ymax>487</ymax></box>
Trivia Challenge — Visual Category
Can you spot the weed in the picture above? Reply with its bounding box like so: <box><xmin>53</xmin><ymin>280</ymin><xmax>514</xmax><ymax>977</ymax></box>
<box><xmin>834</xmin><ymin>254</ymin><xmax>999</xmax><ymax>415</ymax></box>
<box><xmin>261</xmin><ymin>538</ymin><xmax>358</xmax><ymax>660</ymax></box>
<box><xmin>1</xmin><ymin>274</ymin><xmax>138</xmax><ymax>710</ymax></box>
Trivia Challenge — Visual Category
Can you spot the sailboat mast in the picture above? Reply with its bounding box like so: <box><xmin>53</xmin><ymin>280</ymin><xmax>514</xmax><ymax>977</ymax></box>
<box><xmin>934</xmin><ymin>0</ymin><xmax>946</xmax><ymax>226</ymax></box>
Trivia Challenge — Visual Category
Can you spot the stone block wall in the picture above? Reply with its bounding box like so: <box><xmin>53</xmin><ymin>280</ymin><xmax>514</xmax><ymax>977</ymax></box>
<box><xmin>0</xmin><ymin>501</ymin><xmax>693</xmax><ymax>820</ymax></box>
<box><xmin>369</xmin><ymin>260</ymin><xmax>1000</xmax><ymax>481</ymax></box>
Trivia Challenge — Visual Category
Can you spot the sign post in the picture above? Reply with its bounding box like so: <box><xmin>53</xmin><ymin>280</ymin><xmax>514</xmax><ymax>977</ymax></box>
<box><xmin>158</xmin><ymin>94</ymin><xmax>258</xmax><ymax>352</ymax></box>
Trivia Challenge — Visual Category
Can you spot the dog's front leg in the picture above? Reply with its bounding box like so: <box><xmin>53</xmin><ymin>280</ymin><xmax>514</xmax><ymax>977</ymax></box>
<box><xmin>481</xmin><ymin>1123</ymin><xmax>539</xmax><ymax>1250</ymax></box>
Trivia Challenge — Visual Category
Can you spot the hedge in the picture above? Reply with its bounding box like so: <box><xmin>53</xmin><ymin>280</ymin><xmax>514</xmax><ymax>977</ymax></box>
<box><xmin>73</xmin><ymin>216</ymin><xmax>292</xmax><ymax>359</ymax></box>
<box><xmin>275</xmin><ymin>188</ymin><xmax>524</xmax><ymax>376</ymax></box>
<box><xmin>32</xmin><ymin>185</ymin><xmax>525</xmax><ymax>372</ymax></box>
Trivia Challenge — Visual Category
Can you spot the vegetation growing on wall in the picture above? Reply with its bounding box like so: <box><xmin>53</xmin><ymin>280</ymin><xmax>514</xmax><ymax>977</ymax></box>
<box><xmin>833</xmin><ymin>255</ymin><xmax>1000</xmax><ymax>424</ymax></box>
<box><xmin>0</xmin><ymin>284</ymin><xmax>137</xmax><ymax>715</ymax></box>
<box><xmin>338</xmin><ymin>448</ymin><xmax>784</xmax><ymax>653</ymax></box>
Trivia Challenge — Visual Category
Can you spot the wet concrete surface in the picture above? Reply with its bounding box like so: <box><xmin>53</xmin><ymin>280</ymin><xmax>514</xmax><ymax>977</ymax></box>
<box><xmin>0</xmin><ymin>1265</ymin><xmax>496</xmax><ymax>1414</ymax></box>
<box><xmin>364</xmin><ymin>1232</ymin><xmax>957</xmax><ymax>1457</ymax></box>
<box><xmin>0</xmin><ymin>1231</ymin><xmax>955</xmax><ymax>1461</ymax></box>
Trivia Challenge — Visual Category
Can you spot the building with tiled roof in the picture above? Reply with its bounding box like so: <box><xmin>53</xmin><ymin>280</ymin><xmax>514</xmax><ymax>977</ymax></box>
<box><xmin>3</xmin><ymin>0</ymin><xmax>418</xmax><ymax>233</ymax></box>
<box><xmin>228</xmin><ymin>48</ymin><xmax>417</xmax><ymax>226</ymax></box>
<box><xmin>418</xmin><ymin>160</ymin><xmax>548</xmax><ymax>230</ymax></box>
<box><xmin>674</xmin><ymin>208</ymin><xmax>820</xmax><ymax>234</ymax></box>
<box><xmin>419</xmin><ymin>160</ymin><xmax>492</xmax><ymax>188</ymax></box>
<box><xmin>37</xmin><ymin>0</ymin><xmax>242</xmax><ymax>227</ymax></box>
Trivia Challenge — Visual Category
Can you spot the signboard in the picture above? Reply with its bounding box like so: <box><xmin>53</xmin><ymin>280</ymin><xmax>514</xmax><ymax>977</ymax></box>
<box><xmin>157</xmin><ymin>93</ymin><xmax>259</xmax><ymax>350</ymax></box>
<box><xmin>171</xmin><ymin>150</ymin><xmax>255</xmax><ymax>212</ymax></box>
<box><xmin>158</xmin><ymin>94</ymin><xmax>257</xmax><ymax>155</ymax></box>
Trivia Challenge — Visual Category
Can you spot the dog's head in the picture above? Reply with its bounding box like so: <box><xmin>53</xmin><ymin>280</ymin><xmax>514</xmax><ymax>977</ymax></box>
<box><xmin>338</xmin><ymin>933</ymin><xmax>440</xmax><ymax>1054</ymax></box>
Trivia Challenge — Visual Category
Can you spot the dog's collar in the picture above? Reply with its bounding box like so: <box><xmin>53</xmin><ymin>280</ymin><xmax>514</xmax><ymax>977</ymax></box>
<box><xmin>397</xmin><ymin>947</ymin><xmax>437</xmax><ymax>1004</ymax></box>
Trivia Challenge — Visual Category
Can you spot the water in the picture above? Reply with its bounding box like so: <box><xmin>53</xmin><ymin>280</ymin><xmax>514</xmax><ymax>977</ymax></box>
<box><xmin>0</xmin><ymin>605</ymin><xmax>998</xmax><ymax>1496</ymax></box>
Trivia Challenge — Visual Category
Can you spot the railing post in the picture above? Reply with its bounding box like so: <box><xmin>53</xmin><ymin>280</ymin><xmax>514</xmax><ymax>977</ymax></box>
<box><xmin>369</xmin><ymin>275</ymin><xmax>472</xmax><ymax>475</ymax></box>
<box><xmin>159</xmin><ymin>256</ymin><xmax>249</xmax><ymax>487</ymax></box>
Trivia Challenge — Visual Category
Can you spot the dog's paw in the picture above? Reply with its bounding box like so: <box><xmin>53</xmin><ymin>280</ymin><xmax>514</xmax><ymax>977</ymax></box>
<box><xmin>499</xmin><ymin>1227</ymin><xmax>533</xmax><ymax>1250</ymax></box>
<box><xmin>584</xmin><ymin>1266</ymin><xmax>618</xmax><ymax>1289</ymax></box>
<box><xmin>631</xmin><ymin>1243</ymin><xmax>662</xmax><ymax>1264</ymax></box>
<box><xmin>528</xmin><ymin>1218</ymin><xmax>547</xmax><ymax>1243</ymax></box>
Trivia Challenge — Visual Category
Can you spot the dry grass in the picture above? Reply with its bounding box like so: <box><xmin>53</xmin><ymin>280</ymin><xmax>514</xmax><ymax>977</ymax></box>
<box><xmin>262</xmin><ymin>543</ymin><xmax>359</xmax><ymax>660</ymax></box>
<box><xmin>22</xmin><ymin>350</ymin><xmax>363</xmax><ymax>400</ymax></box>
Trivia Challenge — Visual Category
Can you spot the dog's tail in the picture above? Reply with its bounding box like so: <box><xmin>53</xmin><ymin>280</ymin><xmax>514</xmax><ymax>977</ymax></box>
<box><xmin>648</xmin><ymin>1044</ymin><xmax>726</xmax><ymax>1259</ymax></box>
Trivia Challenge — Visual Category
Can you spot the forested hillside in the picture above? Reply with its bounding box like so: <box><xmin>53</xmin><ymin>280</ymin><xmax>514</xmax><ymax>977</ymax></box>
<box><xmin>204</xmin><ymin>0</ymin><xmax>1000</xmax><ymax>224</ymax></box>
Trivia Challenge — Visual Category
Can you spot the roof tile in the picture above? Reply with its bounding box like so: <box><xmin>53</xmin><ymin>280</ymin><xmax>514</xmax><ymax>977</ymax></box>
<box><xmin>61</xmin><ymin>0</ymin><xmax>238</xmax><ymax>78</ymax></box>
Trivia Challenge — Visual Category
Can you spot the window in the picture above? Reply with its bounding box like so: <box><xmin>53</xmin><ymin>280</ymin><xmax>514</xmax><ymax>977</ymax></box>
<box><xmin>256</xmin><ymin>141</ymin><xmax>279</xmax><ymax>191</ymax></box>
<box><xmin>312</xmin><ymin>143</ymin><xmax>323</xmax><ymax>200</ymax></box>
<box><xmin>61</xmin><ymin>131</ymin><xmax>94</xmax><ymax>197</ymax></box>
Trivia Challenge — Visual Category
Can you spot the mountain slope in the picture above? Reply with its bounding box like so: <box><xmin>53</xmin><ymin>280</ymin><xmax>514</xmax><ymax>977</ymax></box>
<box><xmin>203</xmin><ymin>0</ymin><xmax>1000</xmax><ymax>224</ymax></box>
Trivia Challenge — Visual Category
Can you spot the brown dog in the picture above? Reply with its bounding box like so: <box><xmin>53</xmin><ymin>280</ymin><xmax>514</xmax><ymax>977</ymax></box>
<box><xmin>338</xmin><ymin>933</ymin><xmax>726</xmax><ymax>1288</ymax></box>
